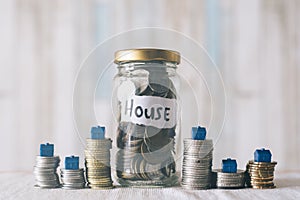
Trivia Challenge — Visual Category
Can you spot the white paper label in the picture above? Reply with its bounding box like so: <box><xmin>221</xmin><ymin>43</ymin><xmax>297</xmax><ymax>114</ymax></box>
<box><xmin>120</xmin><ymin>95</ymin><xmax>177</xmax><ymax>129</ymax></box>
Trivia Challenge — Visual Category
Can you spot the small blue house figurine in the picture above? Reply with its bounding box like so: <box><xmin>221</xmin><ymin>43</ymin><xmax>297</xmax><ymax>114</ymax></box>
<box><xmin>192</xmin><ymin>126</ymin><xmax>206</xmax><ymax>140</ymax></box>
<box><xmin>222</xmin><ymin>158</ymin><xmax>237</xmax><ymax>173</ymax></box>
<box><xmin>254</xmin><ymin>148</ymin><xmax>272</xmax><ymax>162</ymax></box>
<box><xmin>91</xmin><ymin>126</ymin><xmax>105</xmax><ymax>139</ymax></box>
<box><xmin>40</xmin><ymin>143</ymin><xmax>54</xmax><ymax>157</ymax></box>
<box><xmin>65</xmin><ymin>156</ymin><xmax>79</xmax><ymax>170</ymax></box>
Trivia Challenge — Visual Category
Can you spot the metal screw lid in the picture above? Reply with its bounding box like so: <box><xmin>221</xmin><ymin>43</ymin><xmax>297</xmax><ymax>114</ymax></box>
<box><xmin>114</xmin><ymin>48</ymin><xmax>180</xmax><ymax>64</ymax></box>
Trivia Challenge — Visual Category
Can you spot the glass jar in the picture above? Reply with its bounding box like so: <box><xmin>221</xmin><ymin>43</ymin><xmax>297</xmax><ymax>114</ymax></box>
<box><xmin>113</xmin><ymin>49</ymin><xmax>181</xmax><ymax>187</ymax></box>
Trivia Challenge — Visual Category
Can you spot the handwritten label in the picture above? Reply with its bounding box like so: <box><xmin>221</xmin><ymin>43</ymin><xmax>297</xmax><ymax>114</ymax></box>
<box><xmin>121</xmin><ymin>95</ymin><xmax>177</xmax><ymax>129</ymax></box>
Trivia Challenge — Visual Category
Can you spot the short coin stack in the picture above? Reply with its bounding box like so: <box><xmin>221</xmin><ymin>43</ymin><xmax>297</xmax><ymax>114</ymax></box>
<box><xmin>34</xmin><ymin>143</ymin><xmax>61</xmax><ymax>188</ymax></box>
<box><xmin>60</xmin><ymin>156</ymin><xmax>86</xmax><ymax>189</ymax></box>
<box><xmin>212</xmin><ymin>158</ymin><xmax>245</xmax><ymax>189</ymax></box>
<box><xmin>246</xmin><ymin>148</ymin><xmax>277</xmax><ymax>189</ymax></box>
<box><xmin>246</xmin><ymin>161</ymin><xmax>277</xmax><ymax>189</ymax></box>
<box><xmin>181</xmin><ymin>126</ymin><xmax>213</xmax><ymax>190</ymax></box>
<box><xmin>213</xmin><ymin>170</ymin><xmax>245</xmax><ymax>188</ymax></box>
<box><xmin>85</xmin><ymin>126</ymin><xmax>113</xmax><ymax>189</ymax></box>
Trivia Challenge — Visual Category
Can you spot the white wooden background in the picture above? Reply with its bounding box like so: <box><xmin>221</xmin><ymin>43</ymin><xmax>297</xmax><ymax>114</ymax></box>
<box><xmin>0</xmin><ymin>0</ymin><xmax>299</xmax><ymax>171</ymax></box>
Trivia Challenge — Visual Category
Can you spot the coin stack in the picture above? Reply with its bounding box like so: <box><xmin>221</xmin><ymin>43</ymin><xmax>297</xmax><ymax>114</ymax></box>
<box><xmin>246</xmin><ymin>160</ymin><xmax>277</xmax><ymax>189</ymax></box>
<box><xmin>212</xmin><ymin>158</ymin><xmax>245</xmax><ymax>189</ymax></box>
<box><xmin>60</xmin><ymin>156</ymin><xmax>86</xmax><ymax>189</ymax></box>
<box><xmin>85</xmin><ymin>126</ymin><xmax>113</xmax><ymax>189</ymax></box>
<box><xmin>34</xmin><ymin>143</ymin><xmax>61</xmax><ymax>188</ymax></box>
<box><xmin>181</xmin><ymin>127</ymin><xmax>213</xmax><ymax>190</ymax></box>
<box><xmin>246</xmin><ymin>148</ymin><xmax>277</xmax><ymax>189</ymax></box>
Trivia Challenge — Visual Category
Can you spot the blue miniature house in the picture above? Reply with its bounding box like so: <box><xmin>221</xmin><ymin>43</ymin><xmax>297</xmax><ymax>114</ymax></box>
<box><xmin>65</xmin><ymin>156</ymin><xmax>79</xmax><ymax>170</ymax></box>
<box><xmin>254</xmin><ymin>148</ymin><xmax>272</xmax><ymax>162</ymax></box>
<box><xmin>222</xmin><ymin>158</ymin><xmax>237</xmax><ymax>173</ymax></box>
<box><xmin>192</xmin><ymin>126</ymin><xmax>206</xmax><ymax>140</ymax></box>
<box><xmin>40</xmin><ymin>143</ymin><xmax>54</xmax><ymax>157</ymax></box>
<box><xmin>91</xmin><ymin>126</ymin><xmax>105</xmax><ymax>139</ymax></box>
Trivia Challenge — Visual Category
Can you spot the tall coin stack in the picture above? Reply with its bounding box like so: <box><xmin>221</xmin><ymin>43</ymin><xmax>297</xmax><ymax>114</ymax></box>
<box><xmin>246</xmin><ymin>148</ymin><xmax>277</xmax><ymax>189</ymax></box>
<box><xmin>212</xmin><ymin>158</ymin><xmax>245</xmax><ymax>189</ymax></box>
<box><xmin>60</xmin><ymin>156</ymin><xmax>86</xmax><ymax>189</ymax></box>
<box><xmin>85</xmin><ymin>126</ymin><xmax>114</xmax><ymax>189</ymax></box>
<box><xmin>34</xmin><ymin>143</ymin><xmax>61</xmax><ymax>188</ymax></box>
<box><xmin>181</xmin><ymin>126</ymin><xmax>213</xmax><ymax>190</ymax></box>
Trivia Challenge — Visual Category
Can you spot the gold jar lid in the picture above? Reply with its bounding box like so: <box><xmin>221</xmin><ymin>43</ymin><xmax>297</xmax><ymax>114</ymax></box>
<box><xmin>114</xmin><ymin>48</ymin><xmax>180</xmax><ymax>64</ymax></box>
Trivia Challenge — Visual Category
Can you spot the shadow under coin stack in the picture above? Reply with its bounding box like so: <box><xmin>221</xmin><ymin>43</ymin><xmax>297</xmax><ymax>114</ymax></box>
<box><xmin>212</xmin><ymin>158</ymin><xmax>245</xmax><ymax>189</ymax></box>
<box><xmin>34</xmin><ymin>143</ymin><xmax>61</xmax><ymax>188</ymax></box>
<box><xmin>85</xmin><ymin>126</ymin><xmax>113</xmax><ymax>189</ymax></box>
<box><xmin>60</xmin><ymin>156</ymin><xmax>86</xmax><ymax>189</ymax></box>
<box><xmin>181</xmin><ymin>126</ymin><xmax>213</xmax><ymax>189</ymax></box>
<box><xmin>246</xmin><ymin>148</ymin><xmax>277</xmax><ymax>189</ymax></box>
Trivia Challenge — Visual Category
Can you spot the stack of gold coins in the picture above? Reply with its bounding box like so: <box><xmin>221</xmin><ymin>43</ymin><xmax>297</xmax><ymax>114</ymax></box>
<box><xmin>246</xmin><ymin>148</ymin><xmax>277</xmax><ymax>189</ymax></box>
<box><xmin>84</xmin><ymin>126</ymin><xmax>113</xmax><ymax>189</ymax></box>
<box><xmin>246</xmin><ymin>160</ymin><xmax>277</xmax><ymax>189</ymax></box>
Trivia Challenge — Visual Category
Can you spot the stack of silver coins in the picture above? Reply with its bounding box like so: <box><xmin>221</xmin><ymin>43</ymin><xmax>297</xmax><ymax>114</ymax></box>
<box><xmin>34</xmin><ymin>156</ymin><xmax>61</xmax><ymax>188</ymax></box>
<box><xmin>212</xmin><ymin>169</ymin><xmax>245</xmax><ymax>188</ymax></box>
<box><xmin>181</xmin><ymin>139</ymin><xmax>213</xmax><ymax>189</ymax></box>
<box><xmin>85</xmin><ymin>138</ymin><xmax>113</xmax><ymax>189</ymax></box>
<box><xmin>246</xmin><ymin>160</ymin><xmax>277</xmax><ymax>189</ymax></box>
<box><xmin>60</xmin><ymin>168</ymin><xmax>86</xmax><ymax>189</ymax></box>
